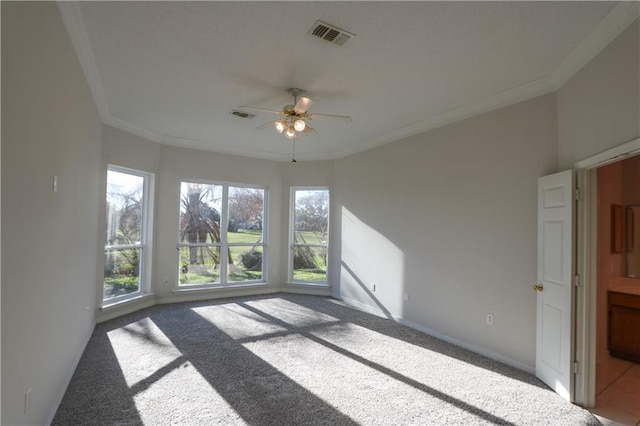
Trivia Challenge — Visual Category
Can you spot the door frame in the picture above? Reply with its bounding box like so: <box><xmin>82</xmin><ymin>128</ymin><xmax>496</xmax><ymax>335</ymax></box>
<box><xmin>573</xmin><ymin>137</ymin><xmax>640</xmax><ymax>407</ymax></box>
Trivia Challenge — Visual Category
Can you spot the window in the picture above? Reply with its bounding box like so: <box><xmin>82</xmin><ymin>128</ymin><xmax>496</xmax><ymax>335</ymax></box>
<box><xmin>178</xmin><ymin>181</ymin><xmax>266</xmax><ymax>287</ymax></box>
<box><xmin>289</xmin><ymin>187</ymin><xmax>329</xmax><ymax>284</ymax></box>
<box><xmin>103</xmin><ymin>166</ymin><xmax>152</xmax><ymax>304</ymax></box>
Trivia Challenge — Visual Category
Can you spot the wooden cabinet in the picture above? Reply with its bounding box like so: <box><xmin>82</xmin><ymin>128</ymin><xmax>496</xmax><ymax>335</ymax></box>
<box><xmin>608</xmin><ymin>291</ymin><xmax>640</xmax><ymax>362</ymax></box>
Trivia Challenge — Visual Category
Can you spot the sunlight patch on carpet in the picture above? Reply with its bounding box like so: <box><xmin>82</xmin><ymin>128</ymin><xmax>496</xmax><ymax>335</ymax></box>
<box><xmin>192</xmin><ymin>303</ymin><xmax>286</xmax><ymax>339</ymax></box>
<box><xmin>107</xmin><ymin>317</ymin><xmax>183</xmax><ymax>387</ymax></box>
<box><xmin>132</xmin><ymin>361</ymin><xmax>242</xmax><ymax>425</ymax></box>
<box><xmin>242</xmin><ymin>332</ymin><xmax>495</xmax><ymax>425</ymax></box>
<box><xmin>244</xmin><ymin>298</ymin><xmax>340</xmax><ymax>327</ymax></box>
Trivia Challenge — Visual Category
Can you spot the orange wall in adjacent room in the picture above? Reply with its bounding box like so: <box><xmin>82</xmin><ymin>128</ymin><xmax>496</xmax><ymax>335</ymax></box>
<box><xmin>597</xmin><ymin>161</ymin><xmax>624</xmax><ymax>362</ymax></box>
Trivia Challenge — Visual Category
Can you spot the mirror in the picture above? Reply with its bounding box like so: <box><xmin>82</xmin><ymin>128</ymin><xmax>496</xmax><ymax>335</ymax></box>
<box><xmin>626</xmin><ymin>205</ymin><xmax>640</xmax><ymax>278</ymax></box>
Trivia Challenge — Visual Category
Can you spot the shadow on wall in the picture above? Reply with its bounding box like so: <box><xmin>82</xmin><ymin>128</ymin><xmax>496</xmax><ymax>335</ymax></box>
<box><xmin>340</xmin><ymin>206</ymin><xmax>406</xmax><ymax>319</ymax></box>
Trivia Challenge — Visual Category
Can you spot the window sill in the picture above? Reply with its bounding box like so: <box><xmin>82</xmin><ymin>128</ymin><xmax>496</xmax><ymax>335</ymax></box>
<box><xmin>172</xmin><ymin>282</ymin><xmax>269</xmax><ymax>294</ymax></box>
<box><xmin>285</xmin><ymin>282</ymin><xmax>330</xmax><ymax>288</ymax></box>
<box><xmin>101</xmin><ymin>293</ymin><xmax>155</xmax><ymax>312</ymax></box>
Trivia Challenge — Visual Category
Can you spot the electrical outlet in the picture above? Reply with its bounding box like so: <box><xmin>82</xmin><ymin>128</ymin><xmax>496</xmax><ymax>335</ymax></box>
<box><xmin>486</xmin><ymin>314</ymin><xmax>494</xmax><ymax>325</ymax></box>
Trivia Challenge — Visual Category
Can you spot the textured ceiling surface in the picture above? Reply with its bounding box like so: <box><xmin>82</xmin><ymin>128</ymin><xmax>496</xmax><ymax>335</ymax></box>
<box><xmin>63</xmin><ymin>1</ymin><xmax>625</xmax><ymax>160</ymax></box>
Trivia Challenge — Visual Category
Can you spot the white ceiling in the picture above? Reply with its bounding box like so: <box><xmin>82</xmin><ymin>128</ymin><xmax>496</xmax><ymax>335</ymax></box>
<box><xmin>59</xmin><ymin>1</ymin><xmax>637</xmax><ymax>161</ymax></box>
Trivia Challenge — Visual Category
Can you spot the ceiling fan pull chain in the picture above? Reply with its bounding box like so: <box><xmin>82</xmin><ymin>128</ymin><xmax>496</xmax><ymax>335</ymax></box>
<box><xmin>291</xmin><ymin>138</ymin><xmax>297</xmax><ymax>162</ymax></box>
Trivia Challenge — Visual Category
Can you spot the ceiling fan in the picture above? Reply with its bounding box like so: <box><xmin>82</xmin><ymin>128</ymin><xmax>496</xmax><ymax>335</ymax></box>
<box><xmin>240</xmin><ymin>88</ymin><xmax>352</xmax><ymax>140</ymax></box>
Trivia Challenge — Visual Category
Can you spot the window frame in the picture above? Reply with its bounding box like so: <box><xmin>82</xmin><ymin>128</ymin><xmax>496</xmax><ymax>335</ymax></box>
<box><xmin>102</xmin><ymin>165</ymin><xmax>154</xmax><ymax>306</ymax></box>
<box><xmin>176</xmin><ymin>180</ymin><xmax>268</xmax><ymax>289</ymax></box>
<box><xmin>288</xmin><ymin>186</ymin><xmax>330</xmax><ymax>285</ymax></box>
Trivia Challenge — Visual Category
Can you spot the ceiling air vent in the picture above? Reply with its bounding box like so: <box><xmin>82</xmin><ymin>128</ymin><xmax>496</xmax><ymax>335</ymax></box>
<box><xmin>308</xmin><ymin>20</ymin><xmax>354</xmax><ymax>47</ymax></box>
<box><xmin>230</xmin><ymin>110</ymin><xmax>255</xmax><ymax>119</ymax></box>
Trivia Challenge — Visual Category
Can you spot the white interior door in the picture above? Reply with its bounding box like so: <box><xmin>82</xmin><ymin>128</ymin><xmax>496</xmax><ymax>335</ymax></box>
<box><xmin>536</xmin><ymin>170</ymin><xmax>574</xmax><ymax>401</ymax></box>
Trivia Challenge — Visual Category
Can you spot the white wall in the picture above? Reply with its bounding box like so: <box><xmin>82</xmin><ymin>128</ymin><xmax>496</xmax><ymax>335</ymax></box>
<box><xmin>332</xmin><ymin>94</ymin><xmax>558</xmax><ymax>369</ymax></box>
<box><xmin>1</xmin><ymin>3</ymin><xmax>103</xmax><ymax>425</ymax></box>
<box><xmin>331</xmin><ymin>15</ymin><xmax>639</xmax><ymax>371</ymax></box>
<box><xmin>558</xmin><ymin>19</ymin><xmax>639</xmax><ymax>170</ymax></box>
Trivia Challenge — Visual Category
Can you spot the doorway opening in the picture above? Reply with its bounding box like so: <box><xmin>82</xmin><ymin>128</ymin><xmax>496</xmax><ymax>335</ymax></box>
<box><xmin>574</xmin><ymin>138</ymin><xmax>640</xmax><ymax>424</ymax></box>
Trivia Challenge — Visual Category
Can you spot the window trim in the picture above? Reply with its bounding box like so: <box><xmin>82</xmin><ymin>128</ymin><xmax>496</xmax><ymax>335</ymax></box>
<box><xmin>288</xmin><ymin>186</ymin><xmax>330</xmax><ymax>285</ymax></box>
<box><xmin>176</xmin><ymin>180</ymin><xmax>268</xmax><ymax>289</ymax></box>
<box><xmin>103</xmin><ymin>165</ymin><xmax>154</xmax><ymax>307</ymax></box>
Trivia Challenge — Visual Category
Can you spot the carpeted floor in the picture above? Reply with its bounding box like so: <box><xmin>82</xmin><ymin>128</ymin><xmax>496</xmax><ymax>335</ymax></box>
<box><xmin>53</xmin><ymin>294</ymin><xmax>600</xmax><ymax>425</ymax></box>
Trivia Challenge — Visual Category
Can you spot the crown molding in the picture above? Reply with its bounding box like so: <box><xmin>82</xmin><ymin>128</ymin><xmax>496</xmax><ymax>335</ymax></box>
<box><xmin>332</xmin><ymin>75</ymin><xmax>556</xmax><ymax>159</ymax></box>
<box><xmin>550</xmin><ymin>1</ymin><xmax>640</xmax><ymax>90</ymax></box>
<box><xmin>58</xmin><ymin>1</ymin><xmax>639</xmax><ymax>161</ymax></box>
<box><xmin>334</xmin><ymin>2</ymin><xmax>640</xmax><ymax>160</ymax></box>
<box><xmin>158</xmin><ymin>133</ymin><xmax>291</xmax><ymax>162</ymax></box>
<box><xmin>57</xmin><ymin>2</ymin><xmax>110</xmax><ymax>121</ymax></box>
<box><xmin>105</xmin><ymin>115</ymin><xmax>295</xmax><ymax>161</ymax></box>
<box><xmin>103</xmin><ymin>115</ymin><xmax>163</xmax><ymax>144</ymax></box>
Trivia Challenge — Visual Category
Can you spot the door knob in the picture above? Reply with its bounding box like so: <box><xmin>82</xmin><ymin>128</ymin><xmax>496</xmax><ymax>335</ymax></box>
<box><xmin>533</xmin><ymin>284</ymin><xmax>544</xmax><ymax>292</ymax></box>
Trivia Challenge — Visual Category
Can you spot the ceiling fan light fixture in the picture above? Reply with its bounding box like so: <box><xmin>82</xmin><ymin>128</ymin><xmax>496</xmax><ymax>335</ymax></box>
<box><xmin>294</xmin><ymin>119</ymin><xmax>306</xmax><ymax>132</ymax></box>
<box><xmin>242</xmin><ymin>87</ymin><xmax>351</xmax><ymax>141</ymax></box>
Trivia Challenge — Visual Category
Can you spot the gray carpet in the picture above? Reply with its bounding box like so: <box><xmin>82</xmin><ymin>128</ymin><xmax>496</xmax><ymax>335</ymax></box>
<box><xmin>53</xmin><ymin>294</ymin><xmax>600</xmax><ymax>425</ymax></box>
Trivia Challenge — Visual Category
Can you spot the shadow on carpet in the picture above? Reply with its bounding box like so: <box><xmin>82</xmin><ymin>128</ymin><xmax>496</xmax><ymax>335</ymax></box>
<box><xmin>53</xmin><ymin>294</ymin><xmax>600</xmax><ymax>425</ymax></box>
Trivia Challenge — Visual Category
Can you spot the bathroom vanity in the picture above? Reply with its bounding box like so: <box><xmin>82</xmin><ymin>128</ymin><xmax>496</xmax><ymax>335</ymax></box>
<box><xmin>608</xmin><ymin>282</ymin><xmax>640</xmax><ymax>363</ymax></box>
<box><xmin>607</xmin><ymin>204</ymin><xmax>640</xmax><ymax>362</ymax></box>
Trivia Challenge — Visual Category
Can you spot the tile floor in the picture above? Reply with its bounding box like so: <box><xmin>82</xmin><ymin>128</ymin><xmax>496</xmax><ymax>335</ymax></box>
<box><xmin>590</xmin><ymin>357</ymin><xmax>640</xmax><ymax>426</ymax></box>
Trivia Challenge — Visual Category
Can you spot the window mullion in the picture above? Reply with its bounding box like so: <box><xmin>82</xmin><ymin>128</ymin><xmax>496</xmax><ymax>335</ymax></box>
<box><xmin>220</xmin><ymin>185</ymin><xmax>229</xmax><ymax>284</ymax></box>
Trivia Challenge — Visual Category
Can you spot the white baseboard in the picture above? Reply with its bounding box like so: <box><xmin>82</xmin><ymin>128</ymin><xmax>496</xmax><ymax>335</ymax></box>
<box><xmin>337</xmin><ymin>295</ymin><xmax>535</xmax><ymax>375</ymax></box>
<box><xmin>397</xmin><ymin>317</ymin><xmax>536</xmax><ymax>375</ymax></box>
<box><xmin>338</xmin><ymin>295</ymin><xmax>397</xmax><ymax>319</ymax></box>
<box><xmin>98</xmin><ymin>294</ymin><xmax>156</xmax><ymax>323</ymax></box>
<box><xmin>156</xmin><ymin>286</ymin><xmax>279</xmax><ymax>305</ymax></box>
<box><xmin>281</xmin><ymin>283</ymin><xmax>332</xmax><ymax>296</ymax></box>
<box><xmin>46</xmin><ymin>321</ymin><xmax>95</xmax><ymax>425</ymax></box>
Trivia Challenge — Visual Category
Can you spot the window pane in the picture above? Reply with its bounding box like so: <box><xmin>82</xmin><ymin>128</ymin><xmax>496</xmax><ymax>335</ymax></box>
<box><xmin>292</xmin><ymin>245</ymin><xmax>327</xmax><ymax>282</ymax></box>
<box><xmin>229</xmin><ymin>245</ymin><xmax>263</xmax><ymax>282</ymax></box>
<box><xmin>179</xmin><ymin>246</ymin><xmax>221</xmax><ymax>285</ymax></box>
<box><xmin>294</xmin><ymin>190</ymin><xmax>329</xmax><ymax>242</ymax></box>
<box><xmin>228</xmin><ymin>186</ymin><xmax>264</xmax><ymax>240</ymax></box>
<box><xmin>106</xmin><ymin>170</ymin><xmax>144</xmax><ymax>246</ymax></box>
<box><xmin>179</xmin><ymin>182</ymin><xmax>222</xmax><ymax>244</ymax></box>
<box><xmin>104</xmin><ymin>248</ymin><xmax>141</xmax><ymax>299</ymax></box>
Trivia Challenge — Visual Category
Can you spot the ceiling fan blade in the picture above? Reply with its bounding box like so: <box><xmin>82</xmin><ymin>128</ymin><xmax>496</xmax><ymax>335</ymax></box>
<box><xmin>294</xmin><ymin>96</ymin><xmax>313</xmax><ymax>113</ymax></box>
<box><xmin>310</xmin><ymin>113</ymin><xmax>352</xmax><ymax>121</ymax></box>
<box><xmin>302</xmin><ymin>123</ymin><xmax>317</xmax><ymax>136</ymax></box>
<box><xmin>255</xmin><ymin>120</ymin><xmax>278</xmax><ymax>130</ymax></box>
<box><xmin>239</xmin><ymin>106</ymin><xmax>282</xmax><ymax>115</ymax></box>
